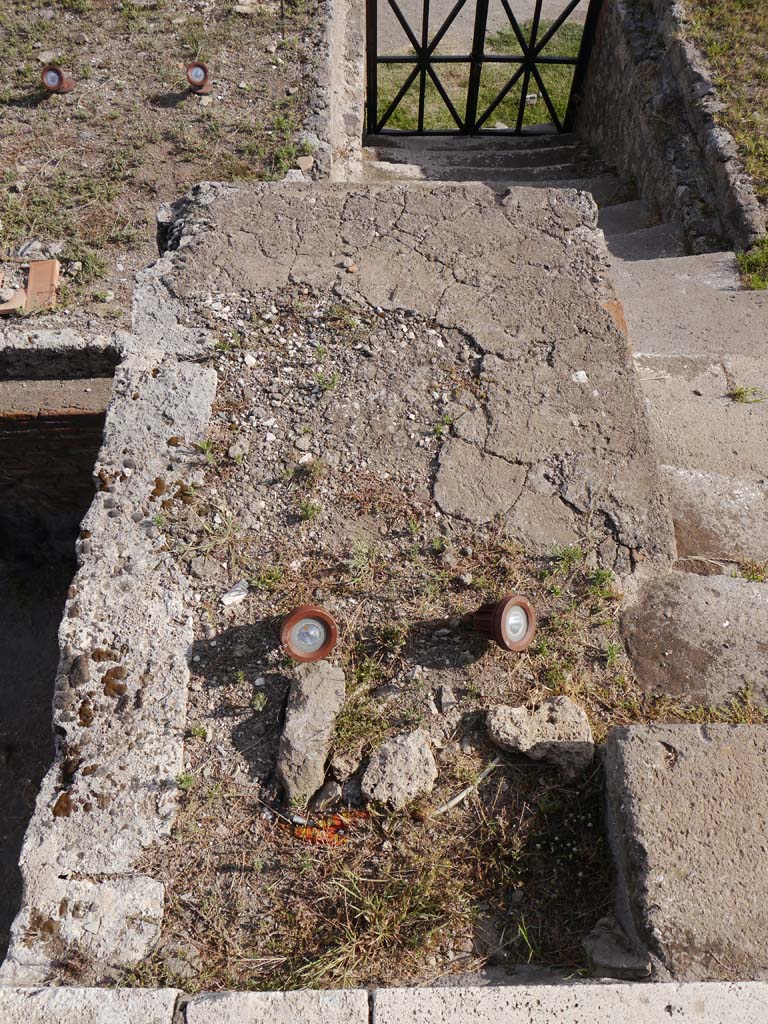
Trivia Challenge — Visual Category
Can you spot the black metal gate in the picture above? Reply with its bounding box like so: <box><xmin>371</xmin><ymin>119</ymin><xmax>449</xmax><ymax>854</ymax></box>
<box><xmin>366</xmin><ymin>0</ymin><xmax>602</xmax><ymax>135</ymax></box>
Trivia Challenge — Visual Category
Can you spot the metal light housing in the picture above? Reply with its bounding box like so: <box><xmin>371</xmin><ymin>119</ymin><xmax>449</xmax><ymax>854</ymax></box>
<box><xmin>281</xmin><ymin>605</ymin><xmax>338</xmax><ymax>663</ymax></box>
<box><xmin>468</xmin><ymin>594</ymin><xmax>537</xmax><ymax>652</ymax></box>
<box><xmin>41</xmin><ymin>64</ymin><xmax>75</xmax><ymax>94</ymax></box>
<box><xmin>186</xmin><ymin>61</ymin><xmax>212</xmax><ymax>94</ymax></box>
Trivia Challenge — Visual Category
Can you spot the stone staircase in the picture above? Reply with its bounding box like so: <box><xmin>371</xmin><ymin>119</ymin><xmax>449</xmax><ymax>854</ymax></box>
<box><xmin>362</xmin><ymin>131</ymin><xmax>631</xmax><ymax>205</ymax></box>
<box><xmin>364</xmin><ymin>130</ymin><xmax>768</xmax><ymax>706</ymax></box>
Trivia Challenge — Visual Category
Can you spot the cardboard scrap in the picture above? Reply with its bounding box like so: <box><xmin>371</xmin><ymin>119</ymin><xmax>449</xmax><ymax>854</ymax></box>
<box><xmin>0</xmin><ymin>258</ymin><xmax>60</xmax><ymax>315</ymax></box>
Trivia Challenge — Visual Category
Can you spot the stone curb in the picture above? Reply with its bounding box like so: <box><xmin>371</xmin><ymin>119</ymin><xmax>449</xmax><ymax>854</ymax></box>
<box><xmin>372</xmin><ymin>982</ymin><xmax>768</xmax><ymax>1023</ymax></box>
<box><xmin>186</xmin><ymin>989</ymin><xmax>369</xmax><ymax>1023</ymax></box>
<box><xmin>0</xmin><ymin>987</ymin><xmax>180</xmax><ymax>1023</ymax></box>
<box><xmin>3</xmin><ymin>983</ymin><xmax>768</xmax><ymax>1023</ymax></box>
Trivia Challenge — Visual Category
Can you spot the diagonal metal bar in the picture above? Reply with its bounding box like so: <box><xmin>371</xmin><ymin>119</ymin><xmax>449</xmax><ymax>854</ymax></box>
<box><xmin>474</xmin><ymin>61</ymin><xmax>526</xmax><ymax>129</ymax></box>
<box><xmin>515</xmin><ymin>0</ymin><xmax>543</xmax><ymax>132</ymax></box>
<box><xmin>375</xmin><ymin>62</ymin><xmax>421</xmax><ymax>130</ymax></box>
<box><xmin>424</xmin><ymin>0</ymin><xmax>471</xmax><ymax>58</ymax></box>
<box><xmin>426</xmin><ymin>64</ymin><xmax>465</xmax><ymax>129</ymax></box>
<box><xmin>529</xmin><ymin>61</ymin><xmax>563</xmax><ymax>131</ymax></box>
<box><xmin>498</xmin><ymin>0</ymin><xmax>530</xmax><ymax>56</ymax></box>
<box><xmin>532</xmin><ymin>0</ymin><xmax>584</xmax><ymax>57</ymax></box>
<box><xmin>386</xmin><ymin>0</ymin><xmax>423</xmax><ymax>55</ymax></box>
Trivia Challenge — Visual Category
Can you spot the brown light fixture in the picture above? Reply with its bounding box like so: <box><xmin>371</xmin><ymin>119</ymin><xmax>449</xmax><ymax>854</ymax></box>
<box><xmin>281</xmin><ymin>605</ymin><xmax>338</xmax><ymax>663</ymax></box>
<box><xmin>186</xmin><ymin>61</ymin><xmax>212</xmax><ymax>95</ymax></box>
<box><xmin>41</xmin><ymin>64</ymin><xmax>75</xmax><ymax>94</ymax></box>
<box><xmin>465</xmin><ymin>594</ymin><xmax>537</xmax><ymax>652</ymax></box>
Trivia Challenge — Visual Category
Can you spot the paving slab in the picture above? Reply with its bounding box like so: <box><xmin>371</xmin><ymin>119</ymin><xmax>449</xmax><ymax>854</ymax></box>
<box><xmin>186</xmin><ymin>989</ymin><xmax>368</xmax><ymax>1024</ymax></box>
<box><xmin>634</xmin><ymin>354</ymin><xmax>768</xmax><ymax>480</ymax></box>
<box><xmin>0</xmin><ymin>987</ymin><xmax>178</xmax><ymax>1024</ymax></box>
<box><xmin>604</xmin><ymin>725</ymin><xmax>768</xmax><ymax>981</ymax></box>
<box><xmin>660</xmin><ymin>465</ymin><xmax>768</xmax><ymax>563</ymax></box>
<box><xmin>620</xmin><ymin>570</ymin><xmax>768</xmax><ymax>704</ymax></box>
<box><xmin>372</xmin><ymin>981</ymin><xmax>768</xmax><ymax>1022</ymax></box>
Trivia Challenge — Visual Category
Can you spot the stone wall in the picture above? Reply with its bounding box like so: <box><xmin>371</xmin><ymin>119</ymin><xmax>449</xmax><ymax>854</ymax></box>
<box><xmin>575</xmin><ymin>0</ymin><xmax>765</xmax><ymax>253</ymax></box>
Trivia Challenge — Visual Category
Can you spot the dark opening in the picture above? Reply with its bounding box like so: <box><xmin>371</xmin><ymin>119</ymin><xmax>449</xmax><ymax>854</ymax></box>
<box><xmin>0</xmin><ymin>357</ymin><xmax>117</xmax><ymax>958</ymax></box>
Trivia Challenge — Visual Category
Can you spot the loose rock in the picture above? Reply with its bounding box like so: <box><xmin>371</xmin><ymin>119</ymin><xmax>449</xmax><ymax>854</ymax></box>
<box><xmin>486</xmin><ymin>697</ymin><xmax>594</xmax><ymax>779</ymax></box>
<box><xmin>362</xmin><ymin>730</ymin><xmax>438</xmax><ymax>810</ymax></box>
<box><xmin>277</xmin><ymin>661</ymin><xmax>346</xmax><ymax>805</ymax></box>
<box><xmin>582</xmin><ymin>915</ymin><xmax>652</xmax><ymax>980</ymax></box>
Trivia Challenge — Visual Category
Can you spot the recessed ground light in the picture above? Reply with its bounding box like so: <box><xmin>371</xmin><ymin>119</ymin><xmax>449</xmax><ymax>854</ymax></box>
<box><xmin>281</xmin><ymin>605</ymin><xmax>338</xmax><ymax>663</ymax></box>
<box><xmin>40</xmin><ymin>64</ymin><xmax>75</xmax><ymax>94</ymax></box>
<box><xmin>186</xmin><ymin>61</ymin><xmax>212</xmax><ymax>95</ymax></box>
<box><xmin>465</xmin><ymin>594</ymin><xmax>537</xmax><ymax>652</ymax></box>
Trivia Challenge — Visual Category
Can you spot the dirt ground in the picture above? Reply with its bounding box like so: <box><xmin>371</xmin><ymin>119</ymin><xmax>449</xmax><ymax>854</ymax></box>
<box><xmin>0</xmin><ymin>0</ymin><xmax>316</xmax><ymax>322</ymax></box>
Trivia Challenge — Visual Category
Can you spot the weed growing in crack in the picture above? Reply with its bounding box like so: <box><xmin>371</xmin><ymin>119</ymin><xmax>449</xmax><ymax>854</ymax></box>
<box><xmin>728</xmin><ymin>384</ymin><xmax>765</xmax><ymax>404</ymax></box>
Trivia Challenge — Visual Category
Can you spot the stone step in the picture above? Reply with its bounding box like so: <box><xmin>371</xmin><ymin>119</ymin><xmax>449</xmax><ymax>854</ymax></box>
<box><xmin>633</xmin><ymin>353</ymin><xmax>768</xmax><ymax>481</ymax></box>
<box><xmin>660</xmin><ymin>464</ymin><xmax>768</xmax><ymax>566</ymax></box>
<box><xmin>363</xmin><ymin>158</ymin><xmax>583</xmax><ymax>182</ymax></box>
<box><xmin>364</xmin><ymin>130</ymin><xmax>577</xmax><ymax>151</ymax></box>
<box><xmin>604</xmin><ymin>723</ymin><xmax>768</xmax><ymax>983</ymax></box>
<box><xmin>609</xmin><ymin>251</ymin><xmax>768</xmax><ymax>356</ymax></box>
<box><xmin>598</xmin><ymin>199</ymin><xmax>654</xmax><ymax>236</ymax></box>
<box><xmin>604</xmin><ymin>222</ymin><xmax>687</xmax><ymax>261</ymax></box>
<box><xmin>620</xmin><ymin>570</ymin><xmax>768</xmax><ymax>705</ymax></box>
<box><xmin>362</xmin><ymin>161</ymin><xmax>631</xmax><ymax>206</ymax></box>
<box><xmin>365</xmin><ymin>143</ymin><xmax>581</xmax><ymax>169</ymax></box>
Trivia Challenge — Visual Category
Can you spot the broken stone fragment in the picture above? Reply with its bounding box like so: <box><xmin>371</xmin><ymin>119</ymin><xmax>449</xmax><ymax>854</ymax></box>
<box><xmin>361</xmin><ymin>730</ymin><xmax>438</xmax><ymax>810</ymax></box>
<box><xmin>582</xmin><ymin>915</ymin><xmax>652</xmax><ymax>980</ymax></box>
<box><xmin>486</xmin><ymin>696</ymin><xmax>594</xmax><ymax>779</ymax></box>
<box><xmin>277</xmin><ymin>660</ymin><xmax>346</xmax><ymax>806</ymax></box>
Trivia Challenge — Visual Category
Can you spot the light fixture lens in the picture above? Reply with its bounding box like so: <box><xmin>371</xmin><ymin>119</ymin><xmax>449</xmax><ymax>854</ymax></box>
<box><xmin>290</xmin><ymin>617</ymin><xmax>327</xmax><ymax>656</ymax></box>
<box><xmin>189</xmin><ymin>65</ymin><xmax>206</xmax><ymax>84</ymax></box>
<box><xmin>503</xmin><ymin>603</ymin><xmax>529</xmax><ymax>644</ymax></box>
<box><xmin>43</xmin><ymin>69</ymin><xmax>61</xmax><ymax>89</ymax></box>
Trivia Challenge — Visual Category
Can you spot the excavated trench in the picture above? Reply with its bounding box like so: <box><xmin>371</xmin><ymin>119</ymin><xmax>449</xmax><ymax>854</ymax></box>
<box><xmin>0</xmin><ymin>365</ymin><xmax>115</xmax><ymax>957</ymax></box>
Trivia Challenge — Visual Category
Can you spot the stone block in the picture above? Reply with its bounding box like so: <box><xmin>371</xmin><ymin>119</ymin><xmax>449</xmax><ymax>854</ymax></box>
<box><xmin>604</xmin><ymin>724</ymin><xmax>768</xmax><ymax>980</ymax></box>
<box><xmin>186</xmin><ymin>990</ymin><xmax>368</xmax><ymax>1024</ymax></box>
<box><xmin>372</xmin><ymin>982</ymin><xmax>768</xmax><ymax>1023</ymax></box>
<box><xmin>621</xmin><ymin>570</ymin><xmax>768</xmax><ymax>704</ymax></box>
<box><xmin>0</xmin><ymin>987</ymin><xmax>178</xmax><ymax>1024</ymax></box>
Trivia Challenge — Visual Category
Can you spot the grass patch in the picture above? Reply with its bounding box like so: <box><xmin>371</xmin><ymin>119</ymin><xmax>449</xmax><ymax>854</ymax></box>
<box><xmin>738</xmin><ymin>237</ymin><xmax>768</xmax><ymax>289</ymax></box>
<box><xmin>683</xmin><ymin>0</ymin><xmax>768</xmax><ymax>204</ymax></box>
<box><xmin>377</xmin><ymin>20</ymin><xmax>582</xmax><ymax>131</ymax></box>
<box><xmin>0</xmin><ymin>0</ymin><xmax>312</xmax><ymax>300</ymax></box>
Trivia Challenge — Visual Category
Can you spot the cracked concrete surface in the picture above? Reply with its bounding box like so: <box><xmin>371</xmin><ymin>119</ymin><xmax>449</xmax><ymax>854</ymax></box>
<box><xmin>159</xmin><ymin>181</ymin><xmax>674</xmax><ymax>568</ymax></box>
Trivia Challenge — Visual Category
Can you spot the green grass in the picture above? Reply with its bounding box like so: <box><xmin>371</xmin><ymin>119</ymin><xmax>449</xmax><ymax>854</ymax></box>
<box><xmin>377</xmin><ymin>20</ymin><xmax>583</xmax><ymax>131</ymax></box>
<box><xmin>738</xmin><ymin>237</ymin><xmax>768</xmax><ymax>289</ymax></box>
<box><xmin>684</xmin><ymin>0</ymin><xmax>768</xmax><ymax>205</ymax></box>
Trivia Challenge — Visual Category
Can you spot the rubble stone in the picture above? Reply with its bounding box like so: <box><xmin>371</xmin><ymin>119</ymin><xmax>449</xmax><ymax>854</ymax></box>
<box><xmin>277</xmin><ymin>660</ymin><xmax>346</xmax><ymax>805</ymax></box>
<box><xmin>486</xmin><ymin>697</ymin><xmax>594</xmax><ymax>780</ymax></box>
<box><xmin>362</xmin><ymin>730</ymin><xmax>438</xmax><ymax>810</ymax></box>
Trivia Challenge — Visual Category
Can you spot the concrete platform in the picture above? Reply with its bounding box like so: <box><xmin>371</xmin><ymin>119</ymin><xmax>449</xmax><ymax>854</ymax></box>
<box><xmin>604</xmin><ymin>725</ymin><xmax>768</xmax><ymax>981</ymax></box>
